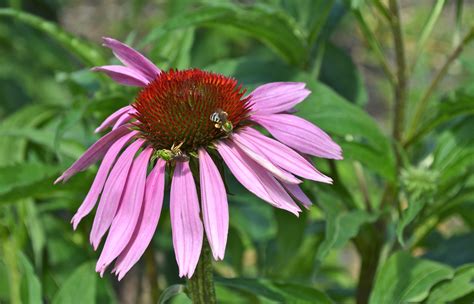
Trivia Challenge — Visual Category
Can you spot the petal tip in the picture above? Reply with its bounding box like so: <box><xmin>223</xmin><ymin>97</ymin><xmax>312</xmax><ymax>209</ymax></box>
<box><xmin>101</xmin><ymin>37</ymin><xmax>115</xmax><ymax>46</ymax></box>
<box><xmin>53</xmin><ymin>176</ymin><xmax>64</xmax><ymax>184</ymax></box>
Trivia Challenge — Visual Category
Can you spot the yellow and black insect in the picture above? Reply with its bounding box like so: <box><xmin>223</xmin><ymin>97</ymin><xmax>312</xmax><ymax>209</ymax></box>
<box><xmin>210</xmin><ymin>109</ymin><xmax>233</xmax><ymax>133</ymax></box>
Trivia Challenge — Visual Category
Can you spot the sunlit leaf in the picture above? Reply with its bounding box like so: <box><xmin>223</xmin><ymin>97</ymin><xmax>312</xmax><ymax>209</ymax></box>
<box><xmin>143</xmin><ymin>3</ymin><xmax>307</xmax><ymax>66</ymax></box>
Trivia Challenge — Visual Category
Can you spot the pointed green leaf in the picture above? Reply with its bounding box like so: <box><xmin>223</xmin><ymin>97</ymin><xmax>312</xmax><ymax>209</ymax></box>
<box><xmin>369</xmin><ymin>252</ymin><xmax>453</xmax><ymax>304</ymax></box>
<box><xmin>426</xmin><ymin>264</ymin><xmax>474</xmax><ymax>304</ymax></box>
<box><xmin>396</xmin><ymin>200</ymin><xmax>427</xmax><ymax>247</ymax></box>
<box><xmin>317</xmin><ymin>198</ymin><xmax>379</xmax><ymax>261</ymax></box>
<box><xmin>217</xmin><ymin>278</ymin><xmax>334</xmax><ymax>304</ymax></box>
<box><xmin>0</xmin><ymin>162</ymin><xmax>62</xmax><ymax>202</ymax></box>
<box><xmin>52</xmin><ymin>262</ymin><xmax>96</xmax><ymax>304</ymax></box>
<box><xmin>0</xmin><ymin>104</ymin><xmax>56</xmax><ymax>165</ymax></box>
<box><xmin>18</xmin><ymin>253</ymin><xmax>42</xmax><ymax>304</ymax></box>
<box><xmin>159</xmin><ymin>284</ymin><xmax>186</xmax><ymax>304</ymax></box>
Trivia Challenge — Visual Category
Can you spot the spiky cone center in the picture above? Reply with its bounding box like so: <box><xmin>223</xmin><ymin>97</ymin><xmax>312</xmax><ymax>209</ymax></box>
<box><xmin>133</xmin><ymin>69</ymin><xmax>252</xmax><ymax>155</ymax></box>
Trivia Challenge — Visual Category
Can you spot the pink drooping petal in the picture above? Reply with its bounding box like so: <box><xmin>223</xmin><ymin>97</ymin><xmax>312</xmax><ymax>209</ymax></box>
<box><xmin>55</xmin><ymin>125</ymin><xmax>132</xmax><ymax>184</ymax></box>
<box><xmin>251</xmin><ymin>114</ymin><xmax>343</xmax><ymax>160</ymax></box>
<box><xmin>92</xmin><ymin>65</ymin><xmax>149</xmax><ymax>87</ymax></box>
<box><xmin>96</xmin><ymin>147</ymin><xmax>152</xmax><ymax>276</ymax></box>
<box><xmin>249</xmin><ymin>82</ymin><xmax>310</xmax><ymax>114</ymax></box>
<box><xmin>89</xmin><ymin>139</ymin><xmax>144</xmax><ymax>249</ymax></box>
<box><xmin>112</xmin><ymin>112</ymin><xmax>135</xmax><ymax>130</ymax></box>
<box><xmin>283</xmin><ymin>183</ymin><xmax>312</xmax><ymax>209</ymax></box>
<box><xmin>71</xmin><ymin>131</ymin><xmax>138</xmax><ymax>229</ymax></box>
<box><xmin>170</xmin><ymin>161</ymin><xmax>204</xmax><ymax>278</ymax></box>
<box><xmin>231</xmin><ymin>133</ymin><xmax>301</xmax><ymax>184</ymax></box>
<box><xmin>237</xmin><ymin>127</ymin><xmax>332</xmax><ymax>183</ymax></box>
<box><xmin>113</xmin><ymin>159</ymin><xmax>166</xmax><ymax>280</ymax></box>
<box><xmin>95</xmin><ymin>106</ymin><xmax>132</xmax><ymax>133</ymax></box>
<box><xmin>217</xmin><ymin>140</ymin><xmax>301</xmax><ymax>215</ymax></box>
<box><xmin>102</xmin><ymin>37</ymin><xmax>160</xmax><ymax>82</ymax></box>
<box><xmin>198</xmin><ymin>149</ymin><xmax>229</xmax><ymax>260</ymax></box>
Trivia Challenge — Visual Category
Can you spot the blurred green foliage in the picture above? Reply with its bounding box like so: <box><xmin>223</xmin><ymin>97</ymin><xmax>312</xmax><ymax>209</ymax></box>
<box><xmin>0</xmin><ymin>0</ymin><xmax>473</xmax><ymax>303</ymax></box>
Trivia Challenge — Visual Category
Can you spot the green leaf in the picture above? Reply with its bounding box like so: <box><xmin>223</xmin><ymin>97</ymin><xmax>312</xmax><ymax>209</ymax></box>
<box><xmin>159</xmin><ymin>284</ymin><xmax>186</xmax><ymax>304</ymax></box>
<box><xmin>143</xmin><ymin>3</ymin><xmax>307</xmax><ymax>66</ymax></box>
<box><xmin>396</xmin><ymin>200</ymin><xmax>427</xmax><ymax>247</ymax></box>
<box><xmin>148</xmin><ymin>28</ymin><xmax>195</xmax><ymax>70</ymax></box>
<box><xmin>369</xmin><ymin>252</ymin><xmax>454</xmax><ymax>304</ymax></box>
<box><xmin>296</xmin><ymin>79</ymin><xmax>396</xmax><ymax>181</ymax></box>
<box><xmin>433</xmin><ymin>117</ymin><xmax>474</xmax><ymax>186</ymax></box>
<box><xmin>1</xmin><ymin>249</ymin><xmax>42</xmax><ymax>304</ymax></box>
<box><xmin>0</xmin><ymin>162</ymin><xmax>62</xmax><ymax>202</ymax></box>
<box><xmin>20</xmin><ymin>200</ymin><xmax>46</xmax><ymax>269</ymax></box>
<box><xmin>316</xmin><ymin>198</ymin><xmax>378</xmax><ymax>261</ymax></box>
<box><xmin>263</xmin><ymin>208</ymin><xmax>309</xmax><ymax>277</ymax></box>
<box><xmin>426</xmin><ymin>264</ymin><xmax>474</xmax><ymax>304</ymax></box>
<box><xmin>205</xmin><ymin>56</ymin><xmax>298</xmax><ymax>86</ymax></box>
<box><xmin>217</xmin><ymin>278</ymin><xmax>334</xmax><ymax>304</ymax></box>
<box><xmin>18</xmin><ymin>253</ymin><xmax>42</xmax><ymax>304</ymax></box>
<box><xmin>0</xmin><ymin>104</ymin><xmax>56</xmax><ymax>165</ymax></box>
<box><xmin>0</xmin><ymin>128</ymin><xmax>85</xmax><ymax>159</ymax></box>
<box><xmin>0</xmin><ymin>9</ymin><xmax>104</xmax><ymax>66</ymax></box>
<box><xmin>406</xmin><ymin>88</ymin><xmax>474</xmax><ymax>146</ymax></box>
<box><xmin>320</xmin><ymin>42</ymin><xmax>368</xmax><ymax>106</ymax></box>
<box><xmin>52</xmin><ymin>262</ymin><xmax>97</xmax><ymax>304</ymax></box>
<box><xmin>230</xmin><ymin>192</ymin><xmax>277</xmax><ymax>242</ymax></box>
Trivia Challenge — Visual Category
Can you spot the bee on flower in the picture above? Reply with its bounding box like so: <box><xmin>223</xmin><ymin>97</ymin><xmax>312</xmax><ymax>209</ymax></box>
<box><xmin>210</xmin><ymin>108</ymin><xmax>233</xmax><ymax>134</ymax></box>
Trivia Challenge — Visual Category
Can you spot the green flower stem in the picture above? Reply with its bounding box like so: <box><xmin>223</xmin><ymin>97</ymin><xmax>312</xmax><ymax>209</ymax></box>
<box><xmin>187</xmin><ymin>238</ymin><xmax>217</xmax><ymax>304</ymax></box>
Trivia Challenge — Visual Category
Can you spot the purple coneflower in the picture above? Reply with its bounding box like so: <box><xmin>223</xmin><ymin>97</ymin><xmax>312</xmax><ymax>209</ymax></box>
<box><xmin>55</xmin><ymin>37</ymin><xmax>342</xmax><ymax>280</ymax></box>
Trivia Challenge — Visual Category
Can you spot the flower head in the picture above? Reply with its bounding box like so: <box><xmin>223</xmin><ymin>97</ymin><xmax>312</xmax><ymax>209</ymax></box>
<box><xmin>56</xmin><ymin>37</ymin><xmax>342</xmax><ymax>280</ymax></box>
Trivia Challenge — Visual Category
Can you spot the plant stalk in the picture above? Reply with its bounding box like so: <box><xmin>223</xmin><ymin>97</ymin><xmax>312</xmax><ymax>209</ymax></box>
<box><xmin>145</xmin><ymin>247</ymin><xmax>160</xmax><ymax>303</ymax></box>
<box><xmin>187</xmin><ymin>238</ymin><xmax>217</xmax><ymax>304</ymax></box>
<box><xmin>355</xmin><ymin>223</ymin><xmax>384</xmax><ymax>304</ymax></box>
<box><xmin>355</xmin><ymin>2</ymin><xmax>407</xmax><ymax>303</ymax></box>
<box><xmin>389</xmin><ymin>0</ymin><xmax>408</xmax><ymax>143</ymax></box>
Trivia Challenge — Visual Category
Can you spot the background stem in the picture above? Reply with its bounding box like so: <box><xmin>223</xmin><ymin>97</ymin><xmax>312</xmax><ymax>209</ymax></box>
<box><xmin>355</xmin><ymin>2</ymin><xmax>407</xmax><ymax>303</ymax></box>
<box><xmin>389</xmin><ymin>0</ymin><xmax>408</xmax><ymax>143</ymax></box>
<box><xmin>187</xmin><ymin>238</ymin><xmax>216</xmax><ymax>304</ymax></box>
<box><xmin>404</xmin><ymin>27</ymin><xmax>474</xmax><ymax>146</ymax></box>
